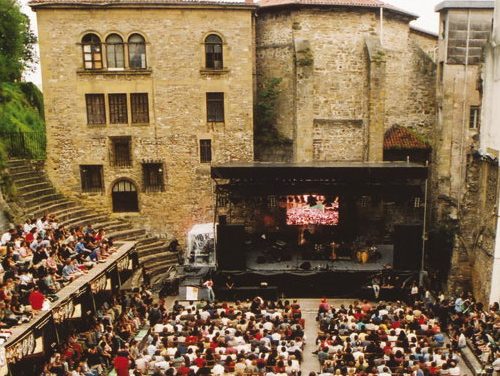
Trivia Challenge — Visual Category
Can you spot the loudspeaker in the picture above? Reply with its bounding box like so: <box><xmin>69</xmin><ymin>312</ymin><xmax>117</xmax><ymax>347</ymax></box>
<box><xmin>218</xmin><ymin>215</ymin><xmax>227</xmax><ymax>226</ymax></box>
<box><xmin>393</xmin><ymin>224</ymin><xmax>423</xmax><ymax>270</ymax></box>
<box><xmin>216</xmin><ymin>224</ymin><xmax>246</xmax><ymax>270</ymax></box>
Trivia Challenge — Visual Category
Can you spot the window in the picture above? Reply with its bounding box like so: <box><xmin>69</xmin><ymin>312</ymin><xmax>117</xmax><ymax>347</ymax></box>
<box><xmin>200</xmin><ymin>139</ymin><xmax>212</xmax><ymax>163</ymax></box>
<box><xmin>106</xmin><ymin>34</ymin><xmax>124</xmax><ymax>69</ymax></box>
<box><xmin>205</xmin><ymin>34</ymin><xmax>223</xmax><ymax>69</ymax></box>
<box><xmin>82</xmin><ymin>33</ymin><xmax>103</xmax><ymax>69</ymax></box>
<box><xmin>413</xmin><ymin>197</ymin><xmax>422</xmax><ymax>208</ymax></box>
<box><xmin>80</xmin><ymin>165</ymin><xmax>104</xmax><ymax>193</ymax></box>
<box><xmin>85</xmin><ymin>94</ymin><xmax>106</xmax><ymax>125</ymax></box>
<box><xmin>131</xmin><ymin>93</ymin><xmax>149</xmax><ymax>124</ymax></box>
<box><xmin>142</xmin><ymin>163</ymin><xmax>164</xmax><ymax>192</ymax></box>
<box><xmin>110</xmin><ymin>136</ymin><xmax>132</xmax><ymax>167</ymax></box>
<box><xmin>109</xmin><ymin>94</ymin><xmax>128</xmax><ymax>124</ymax></box>
<box><xmin>469</xmin><ymin>106</ymin><xmax>480</xmax><ymax>129</ymax></box>
<box><xmin>206</xmin><ymin>93</ymin><xmax>224</xmax><ymax>122</ymax></box>
<box><xmin>128</xmin><ymin>34</ymin><xmax>146</xmax><ymax>69</ymax></box>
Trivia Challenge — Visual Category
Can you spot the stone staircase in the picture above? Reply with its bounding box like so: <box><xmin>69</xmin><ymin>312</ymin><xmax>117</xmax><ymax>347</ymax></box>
<box><xmin>4</xmin><ymin>159</ymin><xmax>179</xmax><ymax>286</ymax></box>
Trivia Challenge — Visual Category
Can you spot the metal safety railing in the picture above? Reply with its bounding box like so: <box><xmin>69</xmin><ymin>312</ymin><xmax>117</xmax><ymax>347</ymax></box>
<box><xmin>0</xmin><ymin>131</ymin><xmax>46</xmax><ymax>159</ymax></box>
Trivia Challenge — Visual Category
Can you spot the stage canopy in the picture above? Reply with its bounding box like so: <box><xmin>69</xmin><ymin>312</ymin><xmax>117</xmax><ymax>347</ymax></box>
<box><xmin>211</xmin><ymin>161</ymin><xmax>428</xmax><ymax>196</ymax></box>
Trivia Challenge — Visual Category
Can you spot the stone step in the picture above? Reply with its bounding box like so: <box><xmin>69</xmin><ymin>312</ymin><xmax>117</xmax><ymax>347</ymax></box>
<box><xmin>7</xmin><ymin>159</ymin><xmax>31</xmax><ymax>167</ymax></box>
<box><xmin>24</xmin><ymin>193</ymin><xmax>65</xmax><ymax>209</ymax></box>
<box><xmin>60</xmin><ymin>212</ymin><xmax>110</xmax><ymax>227</ymax></box>
<box><xmin>12</xmin><ymin>176</ymin><xmax>50</xmax><ymax>187</ymax></box>
<box><xmin>17</xmin><ymin>181</ymin><xmax>54</xmax><ymax>194</ymax></box>
<box><xmin>108</xmin><ymin>228</ymin><xmax>147</xmax><ymax>241</ymax></box>
<box><xmin>148</xmin><ymin>259</ymin><xmax>179</xmax><ymax>280</ymax></box>
<box><xmin>136</xmin><ymin>236</ymin><xmax>162</xmax><ymax>247</ymax></box>
<box><xmin>139</xmin><ymin>251</ymin><xmax>177</xmax><ymax>265</ymax></box>
<box><xmin>136</xmin><ymin>239</ymin><xmax>167</xmax><ymax>251</ymax></box>
<box><xmin>9</xmin><ymin>170</ymin><xmax>46</xmax><ymax>181</ymax></box>
<box><xmin>19</xmin><ymin>186</ymin><xmax>57</xmax><ymax>201</ymax></box>
<box><xmin>7</xmin><ymin>163</ymin><xmax>39</xmax><ymax>174</ymax></box>
<box><xmin>30</xmin><ymin>200</ymin><xmax>78</xmax><ymax>218</ymax></box>
<box><xmin>92</xmin><ymin>220</ymin><xmax>130</xmax><ymax>233</ymax></box>
<box><xmin>137</xmin><ymin>244</ymin><xmax>171</xmax><ymax>259</ymax></box>
<box><xmin>48</xmin><ymin>206</ymin><xmax>92</xmax><ymax>221</ymax></box>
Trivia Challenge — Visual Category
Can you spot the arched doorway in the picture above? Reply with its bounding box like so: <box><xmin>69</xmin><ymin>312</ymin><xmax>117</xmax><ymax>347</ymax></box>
<box><xmin>112</xmin><ymin>179</ymin><xmax>139</xmax><ymax>212</ymax></box>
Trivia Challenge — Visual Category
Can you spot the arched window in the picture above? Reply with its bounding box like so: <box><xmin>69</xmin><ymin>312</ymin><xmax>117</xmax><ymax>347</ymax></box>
<box><xmin>82</xmin><ymin>33</ymin><xmax>102</xmax><ymax>69</ymax></box>
<box><xmin>205</xmin><ymin>34</ymin><xmax>223</xmax><ymax>69</ymax></box>
<box><xmin>106</xmin><ymin>34</ymin><xmax>124</xmax><ymax>69</ymax></box>
<box><xmin>112</xmin><ymin>179</ymin><xmax>139</xmax><ymax>212</ymax></box>
<box><xmin>128</xmin><ymin>34</ymin><xmax>146</xmax><ymax>69</ymax></box>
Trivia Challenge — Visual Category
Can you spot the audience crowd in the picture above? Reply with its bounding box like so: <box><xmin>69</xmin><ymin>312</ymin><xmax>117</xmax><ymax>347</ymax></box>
<box><xmin>314</xmin><ymin>296</ymin><xmax>499</xmax><ymax>376</ymax></box>
<box><xmin>39</xmin><ymin>294</ymin><xmax>305</xmax><ymax>375</ymax></box>
<box><xmin>0</xmin><ymin>215</ymin><xmax>116</xmax><ymax>337</ymax></box>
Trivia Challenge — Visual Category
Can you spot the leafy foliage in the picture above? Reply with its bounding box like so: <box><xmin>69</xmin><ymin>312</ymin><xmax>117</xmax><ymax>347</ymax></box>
<box><xmin>254</xmin><ymin>77</ymin><xmax>292</xmax><ymax>147</ymax></box>
<box><xmin>0</xmin><ymin>0</ymin><xmax>37</xmax><ymax>82</ymax></box>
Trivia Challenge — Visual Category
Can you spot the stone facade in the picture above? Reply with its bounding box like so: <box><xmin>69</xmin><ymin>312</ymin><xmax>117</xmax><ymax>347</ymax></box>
<box><xmin>32</xmin><ymin>0</ymin><xmax>437</xmax><ymax>255</ymax></box>
<box><xmin>255</xmin><ymin>6</ymin><xmax>437</xmax><ymax>163</ymax></box>
<box><xmin>433</xmin><ymin>2</ymin><xmax>499</xmax><ymax>304</ymax></box>
<box><xmin>33</xmin><ymin>3</ymin><xmax>255</xmax><ymax>242</ymax></box>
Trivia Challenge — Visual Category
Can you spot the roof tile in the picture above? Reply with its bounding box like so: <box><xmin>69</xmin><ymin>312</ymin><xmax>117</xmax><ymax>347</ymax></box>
<box><xmin>384</xmin><ymin>125</ymin><xmax>430</xmax><ymax>150</ymax></box>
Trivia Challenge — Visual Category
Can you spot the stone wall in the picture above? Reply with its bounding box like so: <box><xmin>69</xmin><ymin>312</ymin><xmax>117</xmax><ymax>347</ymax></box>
<box><xmin>447</xmin><ymin>157</ymin><xmax>498</xmax><ymax>304</ymax></box>
<box><xmin>35</xmin><ymin>6</ymin><xmax>254</xmax><ymax>242</ymax></box>
<box><xmin>312</xmin><ymin>120</ymin><xmax>364</xmax><ymax>161</ymax></box>
<box><xmin>256</xmin><ymin>7</ymin><xmax>437</xmax><ymax>162</ymax></box>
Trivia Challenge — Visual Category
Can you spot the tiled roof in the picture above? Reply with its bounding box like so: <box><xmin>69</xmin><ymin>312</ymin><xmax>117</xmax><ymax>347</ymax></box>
<box><xmin>257</xmin><ymin>0</ymin><xmax>417</xmax><ymax>17</ymax></box>
<box><xmin>384</xmin><ymin>125</ymin><xmax>430</xmax><ymax>150</ymax></box>
<box><xmin>29</xmin><ymin>0</ymin><xmax>255</xmax><ymax>8</ymax></box>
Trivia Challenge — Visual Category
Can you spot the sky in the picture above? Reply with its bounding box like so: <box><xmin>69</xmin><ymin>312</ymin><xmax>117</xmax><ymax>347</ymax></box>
<box><xmin>20</xmin><ymin>0</ymin><xmax>442</xmax><ymax>88</ymax></box>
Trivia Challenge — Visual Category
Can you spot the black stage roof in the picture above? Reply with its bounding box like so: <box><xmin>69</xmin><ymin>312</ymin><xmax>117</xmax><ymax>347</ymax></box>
<box><xmin>211</xmin><ymin>161</ymin><xmax>428</xmax><ymax>180</ymax></box>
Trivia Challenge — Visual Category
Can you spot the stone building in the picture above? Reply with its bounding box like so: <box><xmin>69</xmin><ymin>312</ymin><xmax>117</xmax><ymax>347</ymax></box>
<box><xmin>255</xmin><ymin>0</ymin><xmax>437</xmax><ymax>163</ymax></box>
<box><xmin>478</xmin><ymin>0</ymin><xmax>500</xmax><ymax>304</ymax></box>
<box><xmin>30</xmin><ymin>0</ymin><xmax>438</xmax><ymax>247</ymax></box>
<box><xmin>433</xmin><ymin>0</ymin><xmax>496</xmax><ymax>303</ymax></box>
<box><xmin>30</xmin><ymin>0</ymin><xmax>256</xmax><ymax>240</ymax></box>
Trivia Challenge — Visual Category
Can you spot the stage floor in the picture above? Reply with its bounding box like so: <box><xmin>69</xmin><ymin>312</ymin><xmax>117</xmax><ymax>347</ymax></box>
<box><xmin>245</xmin><ymin>244</ymin><xmax>393</xmax><ymax>272</ymax></box>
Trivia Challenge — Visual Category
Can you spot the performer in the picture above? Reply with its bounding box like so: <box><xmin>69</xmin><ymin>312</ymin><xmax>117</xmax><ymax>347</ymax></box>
<box><xmin>203</xmin><ymin>278</ymin><xmax>215</xmax><ymax>302</ymax></box>
<box><xmin>371</xmin><ymin>275</ymin><xmax>381</xmax><ymax>300</ymax></box>
<box><xmin>225</xmin><ymin>275</ymin><xmax>234</xmax><ymax>290</ymax></box>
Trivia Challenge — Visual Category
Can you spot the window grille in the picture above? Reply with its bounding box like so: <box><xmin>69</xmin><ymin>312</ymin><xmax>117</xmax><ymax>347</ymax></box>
<box><xmin>131</xmin><ymin>93</ymin><xmax>149</xmax><ymax>124</ymax></box>
<box><xmin>111</xmin><ymin>136</ymin><xmax>132</xmax><ymax>167</ymax></box>
<box><xmin>206</xmin><ymin>93</ymin><xmax>224</xmax><ymax>122</ymax></box>
<box><xmin>85</xmin><ymin>94</ymin><xmax>106</xmax><ymax>125</ymax></box>
<box><xmin>80</xmin><ymin>165</ymin><xmax>104</xmax><ymax>193</ymax></box>
<box><xmin>200</xmin><ymin>139</ymin><xmax>212</xmax><ymax>163</ymax></box>
<box><xmin>142</xmin><ymin>163</ymin><xmax>164</xmax><ymax>192</ymax></box>
<box><xmin>109</xmin><ymin>94</ymin><xmax>128</xmax><ymax>124</ymax></box>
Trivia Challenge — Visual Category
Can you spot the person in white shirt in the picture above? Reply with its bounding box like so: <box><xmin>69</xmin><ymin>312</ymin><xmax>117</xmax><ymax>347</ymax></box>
<box><xmin>0</xmin><ymin>230</ymin><xmax>13</xmax><ymax>246</ymax></box>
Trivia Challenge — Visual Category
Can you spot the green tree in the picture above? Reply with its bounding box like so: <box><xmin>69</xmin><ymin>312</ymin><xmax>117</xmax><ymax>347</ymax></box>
<box><xmin>0</xmin><ymin>0</ymin><xmax>37</xmax><ymax>82</ymax></box>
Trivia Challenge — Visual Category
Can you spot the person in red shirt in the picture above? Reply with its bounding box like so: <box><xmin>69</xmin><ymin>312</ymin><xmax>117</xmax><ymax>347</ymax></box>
<box><xmin>29</xmin><ymin>285</ymin><xmax>45</xmax><ymax>310</ymax></box>
<box><xmin>113</xmin><ymin>351</ymin><xmax>130</xmax><ymax>376</ymax></box>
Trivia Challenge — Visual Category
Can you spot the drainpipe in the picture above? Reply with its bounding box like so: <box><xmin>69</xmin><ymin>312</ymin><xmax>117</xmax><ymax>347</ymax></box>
<box><xmin>380</xmin><ymin>6</ymin><xmax>384</xmax><ymax>46</ymax></box>
<box><xmin>458</xmin><ymin>9</ymin><xmax>472</xmax><ymax>212</ymax></box>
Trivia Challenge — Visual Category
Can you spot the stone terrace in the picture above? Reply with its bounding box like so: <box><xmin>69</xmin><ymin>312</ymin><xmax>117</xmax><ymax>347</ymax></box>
<box><xmin>4</xmin><ymin>159</ymin><xmax>179</xmax><ymax>285</ymax></box>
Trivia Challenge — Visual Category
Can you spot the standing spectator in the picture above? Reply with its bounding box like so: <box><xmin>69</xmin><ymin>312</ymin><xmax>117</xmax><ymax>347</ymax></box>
<box><xmin>203</xmin><ymin>278</ymin><xmax>215</xmax><ymax>302</ymax></box>
<box><xmin>113</xmin><ymin>350</ymin><xmax>130</xmax><ymax>376</ymax></box>
<box><xmin>29</xmin><ymin>284</ymin><xmax>45</xmax><ymax>311</ymax></box>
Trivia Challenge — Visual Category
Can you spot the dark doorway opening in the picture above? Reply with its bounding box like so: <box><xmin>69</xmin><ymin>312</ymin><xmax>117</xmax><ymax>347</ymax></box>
<box><xmin>112</xmin><ymin>179</ymin><xmax>139</xmax><ymax>212</ymax></box>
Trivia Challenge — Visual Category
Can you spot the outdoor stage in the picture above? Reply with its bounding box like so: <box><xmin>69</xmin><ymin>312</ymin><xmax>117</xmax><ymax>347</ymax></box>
<box><xmin>245</xmin><ymin>244</ymin><xmax>393</xmax><ymax>272</ymax></box>
<box><xmin>177</xmin><ymin>161</ymin><xmax>428</xmax><ymax>299</ymax></box>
